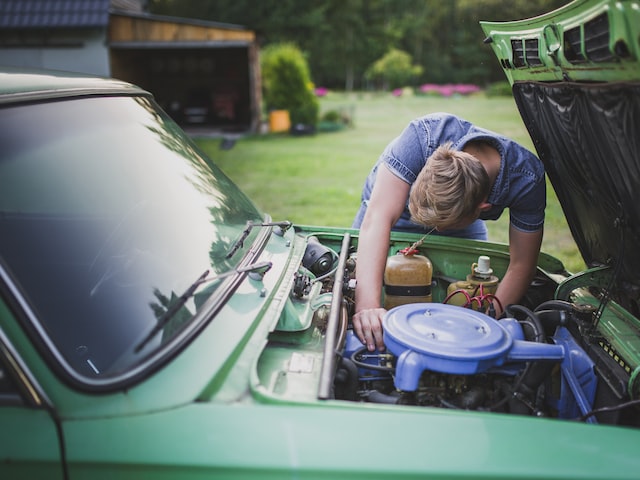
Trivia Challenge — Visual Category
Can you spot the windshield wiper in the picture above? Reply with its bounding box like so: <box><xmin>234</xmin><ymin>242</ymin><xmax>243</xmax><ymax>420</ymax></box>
<box><xmin>226</xmin><ymin>220</ymin><xmax>292</xmax><ymax>259</ymax></box>
<box><xmin>134</xmin><ymin>260</ymin><xmax>273</xmax><ymax>353</ymax></box>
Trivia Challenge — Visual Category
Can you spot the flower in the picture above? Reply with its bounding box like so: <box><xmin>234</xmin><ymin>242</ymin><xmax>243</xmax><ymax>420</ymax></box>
<box><xmin>418</xmin><ymin>83</ymin><xmax>481</xmax><ymax>96</ymax></box>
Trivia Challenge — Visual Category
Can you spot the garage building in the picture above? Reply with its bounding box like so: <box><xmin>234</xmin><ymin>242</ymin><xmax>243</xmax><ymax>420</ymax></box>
<box><xmin>0</xmin><ymin>0</ymin><xmax>261</xmax><ymax>133</ymax></box>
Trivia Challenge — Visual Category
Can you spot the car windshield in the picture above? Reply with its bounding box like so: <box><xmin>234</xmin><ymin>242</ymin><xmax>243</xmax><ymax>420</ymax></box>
<box><xmin>0</xmin><ymin>95</ymin><xmax>263</xmax><ymax>379</ymax></box>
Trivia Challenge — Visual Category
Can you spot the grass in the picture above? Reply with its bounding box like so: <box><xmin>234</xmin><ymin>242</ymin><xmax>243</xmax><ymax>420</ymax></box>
<box><xmin>194</xmin><ymin>91</ymin><xmax>585</xmax><ymax>274</ymax></box>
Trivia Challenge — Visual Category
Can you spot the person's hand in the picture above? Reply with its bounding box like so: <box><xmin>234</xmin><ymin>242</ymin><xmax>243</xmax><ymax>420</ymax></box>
<box><xmin>352</xmin><ymin>308</ymin><xmax>387</xmax><ymax>351</ymax></box>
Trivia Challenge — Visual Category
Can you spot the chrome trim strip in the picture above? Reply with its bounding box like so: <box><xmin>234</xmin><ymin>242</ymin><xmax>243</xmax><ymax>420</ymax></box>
<box><xmin>0</xmin><ymin>326</ymin><xmax>52</xmax><ymax>408</ymax></box>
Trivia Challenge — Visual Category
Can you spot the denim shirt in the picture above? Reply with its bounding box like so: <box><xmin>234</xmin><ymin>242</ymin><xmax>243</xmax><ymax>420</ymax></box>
<box><xmin>352</xmin><ymin>113</ymin><xmax>546</xmax><ymax>239</ymax></box>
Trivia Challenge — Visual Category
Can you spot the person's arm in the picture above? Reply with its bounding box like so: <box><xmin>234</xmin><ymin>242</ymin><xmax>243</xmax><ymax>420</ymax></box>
<box><xmin>493</xmin><ymin>225</ymin><xmax>543</xmax><ymax>317</ymax></box>
<box><xmin>353</xmin><ymin>165</ymin><xmax>410</xmax><ymax>351</ymax></box>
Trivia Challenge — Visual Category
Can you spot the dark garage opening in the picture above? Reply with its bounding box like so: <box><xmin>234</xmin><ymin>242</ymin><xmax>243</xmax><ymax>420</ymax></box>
<box><xmin>111</xmin><ymin>46</ymin><xmax>252</xmax><ymax>132</ymax></box>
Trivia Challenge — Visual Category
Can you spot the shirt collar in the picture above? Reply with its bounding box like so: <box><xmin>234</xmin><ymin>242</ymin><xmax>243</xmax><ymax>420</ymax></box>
<box><xmin>455</xmin><ymin>133</ymin><xmax>506</xmax><ymax>205</ymax></box>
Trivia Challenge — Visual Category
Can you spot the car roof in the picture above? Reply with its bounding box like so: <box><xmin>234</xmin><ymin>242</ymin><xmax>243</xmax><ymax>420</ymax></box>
<box><xmin>0</xmin><ymin>67</ymin><xmax>149</xmax><ymax>105</ymax></box>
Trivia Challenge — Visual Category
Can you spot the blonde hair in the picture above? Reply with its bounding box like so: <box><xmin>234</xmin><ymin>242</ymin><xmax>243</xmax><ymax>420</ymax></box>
<box><xmin>409</xmin><ymin>142</ymin><xmax>490</xmax><ymax>231</ymax></box>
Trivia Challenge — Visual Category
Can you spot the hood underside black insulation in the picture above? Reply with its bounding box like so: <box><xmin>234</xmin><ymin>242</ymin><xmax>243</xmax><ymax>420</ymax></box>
<box><xmin>513</xmin><ymin>81</ymin><xmax>640</xmax><ymax>306</ymax></box>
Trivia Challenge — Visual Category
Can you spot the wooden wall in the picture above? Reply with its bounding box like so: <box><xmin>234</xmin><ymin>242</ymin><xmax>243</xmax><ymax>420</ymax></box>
<box><xmin>109</xmin><ymin>15</ymin><xmax>255</xmax><ymax>43</ymax></box>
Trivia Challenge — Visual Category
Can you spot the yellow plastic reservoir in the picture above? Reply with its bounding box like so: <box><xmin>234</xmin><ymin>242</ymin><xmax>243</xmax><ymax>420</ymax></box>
<box><xmin>384</xmin><ymin>251</ymin><xmax>433</xmax><ymax>309</ymax></box>
<box><xmin>446</xmin><ymin>255</ymin><xmax>499</xmax><ymax>307</ymax></box>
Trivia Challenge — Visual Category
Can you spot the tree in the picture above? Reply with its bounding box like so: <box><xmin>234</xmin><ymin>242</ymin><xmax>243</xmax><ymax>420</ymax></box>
<box><xmin>366</xmin><ymin>49</ymin><xmax>423</xmax><ymax>90</ymax></box>
<box><xmin>148</xmin><ymin>0</ymin><xmax>572</xmax><ymax>89</ymax></box>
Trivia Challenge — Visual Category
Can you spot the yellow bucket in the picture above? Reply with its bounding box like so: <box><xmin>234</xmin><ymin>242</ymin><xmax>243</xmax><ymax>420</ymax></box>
<box><xmin>269</xmin><ymin>110</ymin><xmax>291</xmax><ymax>133</ymax></box>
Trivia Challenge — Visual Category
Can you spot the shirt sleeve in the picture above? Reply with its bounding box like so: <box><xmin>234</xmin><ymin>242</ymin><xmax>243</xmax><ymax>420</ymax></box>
<box><xmin>509</xmin><ymin>170</ymin><xmax>546</xmax><ymax>232</ymax></box>
<box><xmin>380</xmin><ymin>121</ymin><xmax>429</xmax><ymax>184</ymax></box>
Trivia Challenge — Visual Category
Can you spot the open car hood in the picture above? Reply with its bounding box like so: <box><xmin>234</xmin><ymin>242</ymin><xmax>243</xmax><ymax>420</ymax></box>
<box><xmin>481</xmin><ymin>0</ymin><xmax>640</xmax><ymax>311</ymax></box>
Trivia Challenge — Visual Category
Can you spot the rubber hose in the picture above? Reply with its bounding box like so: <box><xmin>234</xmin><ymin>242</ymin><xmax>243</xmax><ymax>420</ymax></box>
<box><xmin>367</xmin><ymin>390</ymin><xmax>401</xmax><ymax>405</ymax></box>
<box><xmin>336</xmin><ymin>357</ymin><xmax>359</xmax><ymax>401</ymax></box>
<box><xmin>505</xmin><ymin>304</ymin><xmax>545</xmax><ymax>343</ymax></box>
<box><xmin>534</xmin><ymin>300</ymin><xmax>574</xmax><ymax>312</ymax></box>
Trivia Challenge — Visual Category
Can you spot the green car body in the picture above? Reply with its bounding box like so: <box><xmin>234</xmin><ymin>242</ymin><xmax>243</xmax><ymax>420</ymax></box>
<box><xmin>2</xmin><ymin>1</ymin><xmax>640</xmax><ymax>477</ymax></box>
<box><xmin>481</xmin><ymin>0</ymin><xmax>640</xmax><ymax>83</ymax></box>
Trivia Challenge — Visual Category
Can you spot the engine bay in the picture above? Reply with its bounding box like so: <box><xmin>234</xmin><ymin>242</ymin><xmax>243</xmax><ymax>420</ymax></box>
<box><xmin>281</xmin><ymin>231</ymin><xmax>640</xmax><ymax>428</ymax></box>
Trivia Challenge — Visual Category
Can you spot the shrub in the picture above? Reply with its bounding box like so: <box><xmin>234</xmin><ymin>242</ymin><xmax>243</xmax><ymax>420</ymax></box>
<box><xmin>321</xmin><ymin>110</ymin><xmax>341</xmax><ymax>123</ymax></box>
<box><xmin>261</xmin><ymin>43</ymin><xmax>319</xmax><ymax>127</ymax></box>
<box><xmin>317</xmin><ymin>107</ymin><xmax>354</xmax><ymax>132</ymax></box>
<box><xmin>485</xmin><ymin>81</ymin><xmax>513</xmax><ymax>97</ymax></box>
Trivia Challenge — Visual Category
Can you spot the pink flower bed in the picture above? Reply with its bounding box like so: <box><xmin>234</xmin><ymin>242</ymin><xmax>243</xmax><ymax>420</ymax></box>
<box><xmin>419</xmin><ymin>83</ymin><xmax>481</xmax><ymax>96</ymax></box>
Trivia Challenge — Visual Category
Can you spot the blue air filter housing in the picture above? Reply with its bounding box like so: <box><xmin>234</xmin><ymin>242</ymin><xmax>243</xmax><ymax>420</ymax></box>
<box><xmin>383</xmin><ymin>303</ymin><xmax>565</xmax><ymax>391</ymax></box>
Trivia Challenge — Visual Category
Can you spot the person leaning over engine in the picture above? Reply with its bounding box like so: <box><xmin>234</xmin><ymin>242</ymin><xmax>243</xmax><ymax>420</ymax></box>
<box><xmin>351</xmin><ymin>112</ymin><xmax>546</xmax><ymax>352</ymax></box>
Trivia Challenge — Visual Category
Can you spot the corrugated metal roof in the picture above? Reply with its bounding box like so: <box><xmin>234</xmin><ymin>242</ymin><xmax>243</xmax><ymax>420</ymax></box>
<box><xmin>110</xmin><ymin>9</ymin><xmax>250</xmax><ymax>32</ymax></box>
<box><xmin>0</xmin><ymin>0</ymin><xmax>111</xmax><ymax>29</ymax></box>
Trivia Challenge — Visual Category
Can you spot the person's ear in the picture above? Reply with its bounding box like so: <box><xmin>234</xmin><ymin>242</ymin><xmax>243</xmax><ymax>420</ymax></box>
<box><xmin>478</xmin><ymin>202</ymin><xmax>492</xmax><ymax>212</ymax></box>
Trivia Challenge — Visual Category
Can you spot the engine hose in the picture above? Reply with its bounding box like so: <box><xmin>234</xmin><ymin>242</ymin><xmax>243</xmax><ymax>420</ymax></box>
<box><xmin>494</xmin><ymin>305</ymin><xmax>552</xmax><ymax>414</ymax></box>
<box><xmin>335</xmin><ymin>357</ymin><xmax>359</xmax><ymax>401</ymax></box>
<box><xmin>504</xmin><ymin>304</ymin><xmax>545</xmax><ymax>343</ymax></box>
<box><xmin>534</xmin><ymin>309</ymin><xmax>570</xmax><ymax>331</ymax></box>
<box><xmin>523</xmin><ymin>361</ymin><xmax>556</xmax><ymax>391</ymax></box>
<box><xmin>534</xmin><ymin>300</ymin><xmax>575</xmax><ymax>331</ymax></box>
<box><xmin>534</xmin><ymin>300</ymin><xmax>574</xmax><ymax>313</ymax></box>
<box><xmin>366</xmin><ymin>389</ymin><xmax>401</xmax><ymax>404</ymax></box>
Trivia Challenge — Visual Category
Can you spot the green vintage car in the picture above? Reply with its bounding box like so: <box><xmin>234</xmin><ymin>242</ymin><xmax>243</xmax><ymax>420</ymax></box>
<box><xmin>1</xmin><ymin>1</ymin><xmax>640</xmax><ymax>477</ymax></box>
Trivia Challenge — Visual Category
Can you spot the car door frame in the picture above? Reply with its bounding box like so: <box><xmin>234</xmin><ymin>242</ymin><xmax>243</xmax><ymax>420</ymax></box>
<box><xmin>0</xmin><ymin>327</ymin><xmax>67</xmax><ymax>480</ymax></box>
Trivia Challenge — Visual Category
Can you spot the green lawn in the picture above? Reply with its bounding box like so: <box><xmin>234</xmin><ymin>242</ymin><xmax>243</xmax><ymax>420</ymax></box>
<box><xmin>194</xmin><ymin>91</ymin><xmax>585</xmax><ymax>274</ymax></box>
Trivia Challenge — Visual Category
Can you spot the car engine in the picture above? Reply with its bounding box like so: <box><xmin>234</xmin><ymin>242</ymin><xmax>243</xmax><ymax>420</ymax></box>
<box><xmin>340</xmin><ymin>302</ymin><xmax>594</xmax><ymax>420</ymax></box>
<box><xmin>300</xmin><ymin>233</ymin><xmax>640</xmax><ymax>427</ymax></box>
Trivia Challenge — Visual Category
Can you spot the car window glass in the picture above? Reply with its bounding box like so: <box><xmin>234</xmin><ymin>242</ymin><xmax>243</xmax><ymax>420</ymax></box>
<box><xmin>0</xmin><ymin>96</ymin><xmax>263</xmax><ymax>380</ymax></box>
